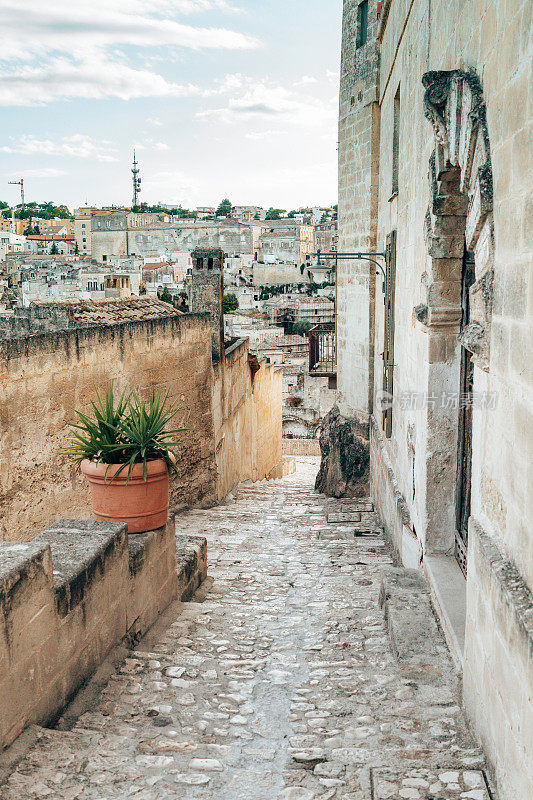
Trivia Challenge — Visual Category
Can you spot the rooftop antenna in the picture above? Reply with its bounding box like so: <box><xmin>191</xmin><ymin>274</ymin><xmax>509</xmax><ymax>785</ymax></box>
<box><xmin>8</xmin><ymin>178</ymin><xmax>24</xmax><ymax>211</ymax></box>
<box><xmin>132</xmin><ymin>151</ymin><xmax>141</xmax><ymax>208</ymax></box>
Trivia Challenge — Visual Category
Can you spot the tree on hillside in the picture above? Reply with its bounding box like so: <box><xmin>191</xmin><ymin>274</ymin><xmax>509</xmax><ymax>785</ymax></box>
<box><xmin>265</xmin><ymin>208</ymin><xmax>285</xmax><ymax>220</ymax></box>
<box><xmin>160</xmin><ymin>287</ymin><xmax>173</xmax><ymax>304</ymax></box>
<box><xmin>223</xmin><ymin>293</ymin><xmax>239</xmax><ymax>313</ymax></box>
<box><xmin>50</xmin><ymin>242</ymin><xmax>58</xmax><ymax>254</ymax></box>
<box><xmin>216</xmin><ymin>198</ymin><xmax>232</xmax><ymax>217</ymax></box>
<box><xmin>175</xmin><ymin>207</ymin><xmax>197</xmax><ymax>219</ymax></box>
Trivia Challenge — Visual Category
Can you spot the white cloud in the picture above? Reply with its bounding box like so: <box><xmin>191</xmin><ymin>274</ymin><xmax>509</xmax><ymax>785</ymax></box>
<box><xmin>1</xmin><ymin>134</ymin><xmax>119</xmax><ymax>162</ymax></box>
<box><xmin>0</xmin><ymin>58</ymin><xmax>202</xmax><ymax>106</ymax></box>
<box><xmin>132</xmin><ymin>139</ymin><xmax>171</xmax><ymax>152</ymax></box>
<box><xmin>0</xmin><ymin>2</ymin><xmax>258</xmax><ymax>106</ymax></box>
<box><xmin>198</xmin><ymin>75</ymin><xmax>337</xmax><ymax>128</ymax></box>
<box><xmin>15</xmin><ymin>168</ymin><xmax>68</xmax><ymax>178</ymax></box>
<box><xmin>147</xmin><ymin>117</ymin><xmax>163</xmax><ymax>127</ymax></box>
<box><xmin>0</xmin><ymin>3</ymin><xmax>256</xmax><ymax>61</ymax></box>
<box><xmin>245</xmin><ymin>129</ymin><xmax>284</xmax><ymax>141</ymax></box>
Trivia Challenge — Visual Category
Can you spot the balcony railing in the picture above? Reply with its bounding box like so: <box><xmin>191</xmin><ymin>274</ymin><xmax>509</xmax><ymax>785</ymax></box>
<box><xmin>309</xmin><ymin>322</ymin><xmax>336</xmax><ymax>377</ymax></box>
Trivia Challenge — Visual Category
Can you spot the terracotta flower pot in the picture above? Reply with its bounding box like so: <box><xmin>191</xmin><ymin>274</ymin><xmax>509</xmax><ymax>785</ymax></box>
<box><xmin>81</xmin><ymin>458</ymin><xmax>170</xmax><ymax>533</ymax></box>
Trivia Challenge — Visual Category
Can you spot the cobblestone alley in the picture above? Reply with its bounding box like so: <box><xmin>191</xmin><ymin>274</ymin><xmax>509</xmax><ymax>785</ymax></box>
<box><xmin>1</xmin><ymin>459</ymin><xmax>494</xmax><ymax>800</ymax></box>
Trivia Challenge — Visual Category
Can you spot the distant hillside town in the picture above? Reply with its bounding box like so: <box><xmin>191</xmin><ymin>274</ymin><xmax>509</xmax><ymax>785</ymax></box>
<box><xmin>0</xmin><ymin>197</ymin><xmax>337</xmax><ymax>313</ymax></box>
<box><xmin>0</xmin><ymin>196</ymin><xmax>338</xmax><ymax>451</ymax></box>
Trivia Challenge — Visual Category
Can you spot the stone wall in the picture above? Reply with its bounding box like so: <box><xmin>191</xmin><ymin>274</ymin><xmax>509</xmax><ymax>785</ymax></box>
<box><xmin>0</xmin><ymin>312</ymin><xmax>283</xmax><ymax>543</ymax></box>
<box><xmin>213</xmin><ymin>339</ymin><xmax>283</xmax><ymax>500</ymax></box>
<box><xmin>463</xmin><ymin>520</ymin><xmax>533</xmax><ymax>799</ymax></box>
<box><xmin>252</xmin><ymin>261</ymin><xmax>307</xmax><ymax>287</ymax></box>
<box><xmin>0</xmin><ymin>314</ymin><xmax>217</xmax><ymax>542</ymax></box>
<box><xmin>282</xmin><ymin>438</ymin><xmax>321</xmax><ymax>457</ymax></box>
<box><xmin>355</xmin><ymin>1</ymin><xmax>533</xmax><ymax>797</ymax></box>
<box><xmin>90</xmin><ymin>214</ymin><xmax>253</xmax><ymax>262</ymax></box>
<box><xmin>0</xmin><ymin>518</ymin><xmax>207</xmax><ymax>750</ymax></box>
<box><xmin>337</xmin><ymin>0</ymin><xmax>381</xmax><ymax>420</ymax></box>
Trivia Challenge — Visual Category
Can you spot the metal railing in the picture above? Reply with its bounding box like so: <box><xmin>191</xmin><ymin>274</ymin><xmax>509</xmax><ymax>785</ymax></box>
<box><xmin>309</xmin><ymin>322</ymin><xmax>336</xmax><ymax>376</ymax></box>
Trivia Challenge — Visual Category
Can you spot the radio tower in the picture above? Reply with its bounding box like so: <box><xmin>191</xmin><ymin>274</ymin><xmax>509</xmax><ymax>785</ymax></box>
<box><xmin>131</xmin><ymin>151</ymin><xmax>141</xmax><ymax>207</ymax></box>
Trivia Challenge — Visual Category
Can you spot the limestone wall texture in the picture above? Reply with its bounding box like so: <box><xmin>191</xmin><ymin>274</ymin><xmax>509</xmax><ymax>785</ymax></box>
<box><xmin>338</xmin><ymin>0</ymin><xmax>532</xmax><ymax>797</ymax></box>
<box><xmin>0</xmin><ymin>313</ymin><xmax>283</xmax><ymax>543</ymax></box>
<box><xmin>90</xmin><ymin>213</ymin><xmax>253</xmax><ymax>262</ymax></box>
<box><xmin>0</xmin><ymin>519</ymin><xmax>206</xmax><ymax>749</ymax></box>
<box><xmin>337</xmin><ymin>0</ymin><xmax>381</xmax><ymax>420</ymax></box>
<box><xmin>213</xmin><ymin>339</ymin><xmax>283</xmax><ymax>501</ymax></box>
<box><xmin>282</xmin><ymin>438</ymin><xmax>321</xmax><ymax>457</ymax></box>
<box><xmin>0</xmin><ymin>314</ymin><xmax>218</xmax><ymax>542</ymax></box>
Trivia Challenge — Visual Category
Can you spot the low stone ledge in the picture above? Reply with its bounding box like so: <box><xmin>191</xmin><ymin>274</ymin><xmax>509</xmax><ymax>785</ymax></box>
<box><xmin>176</xmin><ymin>535</ymin><xmax>207</xmax><ymax>601</ymax></box>
<box><xmin>0</xmin><ymin>540</ymin><xmax>51</xmax><ymax>597</ymax></box>
<box><xmin>38</xmin><ymin>519</ymin><xmax>128</xmax><ymax>617</ymax></box>
<box><xmin>0</xmin><ymin>518</ymin><xmax>206</xmax><ymax>750</ymax></box>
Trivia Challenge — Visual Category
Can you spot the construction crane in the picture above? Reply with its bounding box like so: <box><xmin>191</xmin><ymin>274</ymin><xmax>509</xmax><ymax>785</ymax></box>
<box><xmin>8</xmin><ymin>178</ymin><xmax>24</xmax><ymax>211</ymax></box>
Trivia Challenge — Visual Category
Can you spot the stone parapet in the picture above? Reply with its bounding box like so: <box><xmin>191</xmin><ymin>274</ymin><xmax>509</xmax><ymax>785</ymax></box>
<box><xmin>0</xmin><ymin>519</ymin><xmax>207</xmax><ymax>750</ymax></box>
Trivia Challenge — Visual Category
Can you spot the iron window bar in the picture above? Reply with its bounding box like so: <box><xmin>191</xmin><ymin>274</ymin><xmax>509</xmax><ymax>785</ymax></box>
<box><xmin>312</xmin><ymin>249</ymin><xmax>387</xmax><ymax>291</ymax></box>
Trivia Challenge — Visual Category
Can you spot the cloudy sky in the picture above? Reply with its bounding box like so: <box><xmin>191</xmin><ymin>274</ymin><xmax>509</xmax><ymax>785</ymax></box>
<box><xmin>0</xmin><ymin>0</ymin><xmax>342</xmax><ymax>212</ymax></box>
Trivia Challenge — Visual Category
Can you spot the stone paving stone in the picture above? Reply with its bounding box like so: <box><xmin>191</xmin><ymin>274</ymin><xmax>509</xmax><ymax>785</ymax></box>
<box><xmin>1</xmin><ymin>458</ymin><xmax>492</xmax><ymax>800</ymax></box>
<box><xmin>372</xmin><ymin>768</ymin><xmax>492</xmax><ymax>799</ymax></box>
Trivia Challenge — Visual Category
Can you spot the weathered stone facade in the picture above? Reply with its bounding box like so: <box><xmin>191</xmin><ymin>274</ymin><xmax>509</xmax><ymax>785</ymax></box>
<box><xmin>90</xmin><ymin>213</ymin><xmax>253</xmax><ymax>262</ymax></box>
<box><xmin>337</xmin><ymin>0</ymin><xmax>380</xmax><ymax>421</ymax></box>
<box><xmin>335</xmin><ymin>1</ymin><xmax>532</xmax><ymax>797</ymax></box>
<box><xmin>0</xmin><ymin>313</ymin><xmax>282</xmax><ymax>542</ymax></box>
<box><xmin>0</xmin><ymin>518</ymin><xmax>206</xmax><ymax>749</ymax></box>
<box><xmin>190</xmin><ymin>247</ymin><xmax>224</xmax><ymax>362</ymax></box>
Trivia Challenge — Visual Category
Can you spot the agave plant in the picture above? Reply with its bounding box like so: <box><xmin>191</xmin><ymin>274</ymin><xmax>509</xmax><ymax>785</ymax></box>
<box><xmin>65</xmin><ymin>384</ymin><xmax>129</xmax><ymax>466</ymax></box>
<box><xmin>65</xmin><ymin>384</ymin><xmax>187</xmax><ymax>482</ymax></box>
<box><xmin>118</xmin><ymin>388</ymin><xmax>187</xmax><ymax>480</ymax></box>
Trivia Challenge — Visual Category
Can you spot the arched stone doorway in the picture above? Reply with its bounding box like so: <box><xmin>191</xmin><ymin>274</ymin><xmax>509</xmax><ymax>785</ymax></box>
<box><xmin>415</xmin><ymin>70</ymin><xmax>495</xmax><ymax>567</ymax></box>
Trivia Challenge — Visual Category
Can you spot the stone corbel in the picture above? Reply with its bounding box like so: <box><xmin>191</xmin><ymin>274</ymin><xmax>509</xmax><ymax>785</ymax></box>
<box><xmin>422</xmin><ymin>71</ymin><xmax>453</xmax><ymax>150</ymax></box>
<box><xmin>413</xmin><ymin>303</ymin><xmax>461</xmax><ymax>330</ymax></box>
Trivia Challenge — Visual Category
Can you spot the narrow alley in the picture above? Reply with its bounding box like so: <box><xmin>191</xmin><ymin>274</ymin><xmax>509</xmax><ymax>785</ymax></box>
<box><xmin>1</xmin><ymin>460</ymin><xmax>493</xmax><ymax>800</ymax></box>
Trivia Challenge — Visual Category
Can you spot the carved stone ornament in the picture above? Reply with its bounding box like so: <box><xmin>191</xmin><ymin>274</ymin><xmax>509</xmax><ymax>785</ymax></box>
<box><xmin>422</xmin><ymin>71</ymin><xmax>453</xmax><ymax>147</ymax></box>
<box><xmin>417</xmin><ymin>69</ymin><xmax>495</xmax><ymax>370</ymax></box>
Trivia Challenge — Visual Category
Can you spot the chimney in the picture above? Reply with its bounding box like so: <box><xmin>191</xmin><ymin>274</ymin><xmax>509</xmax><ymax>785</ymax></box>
<box><xmin>190</xmin><ymin>247</ymin><xmax>224</xmax><ymax>361</ymax></box>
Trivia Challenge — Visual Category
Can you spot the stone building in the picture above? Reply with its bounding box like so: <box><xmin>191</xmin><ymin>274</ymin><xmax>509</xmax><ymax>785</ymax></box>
<box><xmin>331</xmin><ymin>1</ymin><xmax>532</xmax><ymax>798</ymax></box>
<box><xmin>314</xmin><ymin>219</ymin><xmax>339</xmax><ymax>254</ymax></box>
<box><xmin>256</xmin><ymin>222</ymin><xmax>314</xmax><ymax>264</ymax></box>
<box><xmin>91</xmin><ymin>212</ymin><xmax>253</xmax><ymax>262</ymax></box>
<box><xmin>74</xmin><ymin>210</ymin><xmax>93</xmax><ymax>255</ymax></box>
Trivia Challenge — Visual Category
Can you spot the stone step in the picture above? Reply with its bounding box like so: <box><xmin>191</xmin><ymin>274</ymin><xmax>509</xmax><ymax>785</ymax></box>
<box><xmin>327</xmin><ymin>512</ymin><xmax>361</xmax><ymax>523</ymax></box>
<box><xmin>379</xmin><ymin>567</ymin><xmax>459</xmax><ymax>691</ymax></box>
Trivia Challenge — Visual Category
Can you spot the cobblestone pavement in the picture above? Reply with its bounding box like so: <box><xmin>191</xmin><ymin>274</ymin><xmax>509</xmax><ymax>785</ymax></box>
<box><xmin>2</xmin><ymin>459</ymin><xmax>492</xmax><ymax>800</ymax></box>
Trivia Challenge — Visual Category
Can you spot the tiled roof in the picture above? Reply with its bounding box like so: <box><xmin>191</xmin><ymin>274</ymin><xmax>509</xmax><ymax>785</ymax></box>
<box><xmin>26</xmin><ymin>235</ymin><xmax>75</xmax><ymax>241</ymax></box>
<box><xmin>30</xmin><ymin>297</ymin><xmax>179</xmax><ymax>325</ymax></box>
